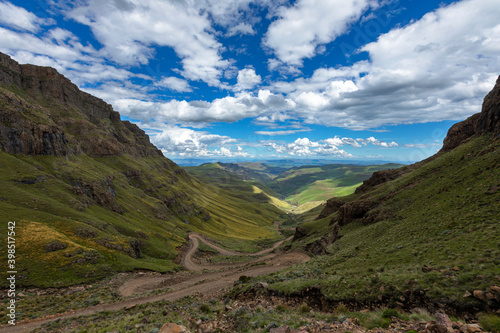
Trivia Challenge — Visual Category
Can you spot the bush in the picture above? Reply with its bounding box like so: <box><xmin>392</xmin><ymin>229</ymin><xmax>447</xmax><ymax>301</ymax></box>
<box><xmin>239</xmin><ymin>275</ymin><xmax>252</xmax><ymax>283</ymax></box>
<box><xmin>382</xmin><ymin>309</ymin><xmax>401</xmax><ymax>319</ymax></box>
<box><xmin>199</xmin><ymin>303</ymin><xmax>212</xmax><ymax>314</ymax></box>
<box><xmin>335</xmin><ymin>303</ymin><xmax>348</xmax><ymax>313</ymax></box>
<box><xmin>298</xmin><ymin>303</ymin><xmax>311</xmax><ymax>313</ymax></box>
<box><xmin>479</xmin><ymin>314</ymin><xmax>500</xmax><ymax>333</ymax></box>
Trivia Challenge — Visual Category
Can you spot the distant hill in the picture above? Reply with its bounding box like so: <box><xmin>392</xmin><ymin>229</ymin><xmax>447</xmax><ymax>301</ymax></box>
<box><xmin>267</xmin><ymin>163</ymin><xmax>404</xmax><ymax>205</ymax></box>
<box><xmin>235</xmin><ymin>76</ymin><xmax>500</xmax><ymax>316</ymax></box>
<box><xmin>0</xmin><ymin>53</ymin><xmax>284</xmax><ymax>287</ymax></box>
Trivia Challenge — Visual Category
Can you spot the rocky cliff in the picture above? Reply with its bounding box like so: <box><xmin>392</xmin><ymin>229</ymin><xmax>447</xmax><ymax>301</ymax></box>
<box><xmin>0</xmin><ymin>52</ymin><xmax>161</xmax><ymax>157</ymax></box>
<box><xmin>440</xmin><ymin>76</ymin><xmax>500</xmax><ymax>152</ymax></box>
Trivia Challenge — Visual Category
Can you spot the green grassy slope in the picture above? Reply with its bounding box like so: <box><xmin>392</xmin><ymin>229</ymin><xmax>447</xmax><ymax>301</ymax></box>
<box><xmin>0</xmin><ymin>153</ymin><xmax>283</xmax><ymax>288</ymax></box>
<box><xmin>185</xmin><ymin>163</ymin><xmax>293</xmax><ymax>212</ymax></box>
<box><xmin>268</xmin><ymin>163</ymin><xmax>404</xmax><ymax>204</ymax></box>
<box><xmin>234</xmin><ymin>134</ymin><xmax>499</xmax><ymax>314</ymax></box>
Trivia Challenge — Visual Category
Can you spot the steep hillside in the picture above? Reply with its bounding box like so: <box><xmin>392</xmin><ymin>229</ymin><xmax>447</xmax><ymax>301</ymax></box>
<box><xmin>0</xmin><ymin>53</ymin><xmax>282</xmax><ymax>287</ymax></box>
<box><xmin>233</xmin><ymin>77</ymin><xmax>500</xmax><ymax>317</ymax></box>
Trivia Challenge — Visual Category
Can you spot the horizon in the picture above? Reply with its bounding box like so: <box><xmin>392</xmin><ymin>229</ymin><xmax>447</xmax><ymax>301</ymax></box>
<box><xmin>1</xmin><ymin>0</ymin><xmax>499</xmax><ymax>163</ymax></box>
<box><xmin>173</xmin><ymin>157</ymin><xmax>408</xmax><ymax>167</ymax></box>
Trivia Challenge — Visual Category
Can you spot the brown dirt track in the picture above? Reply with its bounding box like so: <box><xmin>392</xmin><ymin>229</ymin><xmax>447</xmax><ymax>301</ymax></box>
<box><xmin>0</xmin><ymin>233</ymin><xmax>309</xmax><ymax>333</ymax></box>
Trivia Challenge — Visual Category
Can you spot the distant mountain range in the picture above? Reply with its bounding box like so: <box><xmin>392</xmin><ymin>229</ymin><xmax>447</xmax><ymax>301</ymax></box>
<box><xmin>175</xmin><ymin>158</ymin><xmax>406</xmax><ymax>167</ymax></box>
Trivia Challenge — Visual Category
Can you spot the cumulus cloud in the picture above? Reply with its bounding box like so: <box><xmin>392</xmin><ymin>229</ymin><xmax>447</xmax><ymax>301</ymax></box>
<box><xmin>0</xmin><ymin>27</ymin><xmax>152</xmax><ymax>93</ymax></box>
<box><xmin>265</xmin><ymin>135</ymin><xmax>397</xmax><ymax>157</ymax></box>
<box><xmin>0</xmin><ymin>1</ymin><xmax>47</xmax><ymax>32</ymax></box>
<box><xmin>113</xmin><ymin>90</ymin><xmax>296</xmax><ymax>125</ymax></box>
<box><xmin>269</xmin><ymin>0</ymin><xmax>500</xmax><ymax>129</ymax></box>
<box><xmin>148</xmin><ymin>124</ymin><xmax>253</xmax><ymax>157</ymax></box>
<box><xmin>255</xmin><ymin>128</ymin><xmax>311</xmax><ymax>136</ymax></box>
<box><xmin>235</xmin><ymin>68</ymin><xmax>262</xmax><ymax>91</ymax></box>
<box><xmin>156</xmin><ymin>77</ymin><xmax>192</xmax><ymax>92</ymax></box>
<box><xmin>265</xmin><ymin>137</ymin><xmax>352</xmax><ymax>157</ymax></box>
<box><xmin>227</xmin><ymin>23</ymin><xmax>256</xmax><ymax>36</ymax></box>
<box><xmin>264</xmin><ymin>0</ymin><xmax>370</xmax><ymax>67</ymax></box>
<box><xmin>67</xmin><ymin>0</ymin><xmax>231</xmax><ymax>86</ymax></box>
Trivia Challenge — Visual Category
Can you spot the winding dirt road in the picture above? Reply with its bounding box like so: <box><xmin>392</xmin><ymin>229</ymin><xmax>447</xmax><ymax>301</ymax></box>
<box><xmin>0</xmin><ymin>233</ymin><xmax>309</xmax><ymax>333</ymax></box>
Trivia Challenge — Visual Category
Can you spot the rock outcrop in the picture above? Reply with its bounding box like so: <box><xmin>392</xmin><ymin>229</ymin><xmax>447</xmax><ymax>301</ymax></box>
<box><xmin>0</xmin><ymin>52</ymin><xmax>162</xmax><ymax>157</ymax></box>
<box><xmin>315</xmin><ymin>198</ymin><xmax>345</xmax><ymax>220</ymax></box>
<box><xmin>355</xmin><ymin>168</ymin><xmax>405</xmax><ymax>194</ymax></box>
<box><xmin>440</xmin><ymin>75</ymin><xmax>500</xmax><ymax>152</ymax></box>
<box><xmin>337</xmin><ymin>200</ymin><xmax>377</xmax><ymax>226</ymax></box>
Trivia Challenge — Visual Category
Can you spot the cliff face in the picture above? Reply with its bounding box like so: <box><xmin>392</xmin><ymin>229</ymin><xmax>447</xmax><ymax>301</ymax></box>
<box><xmin>440</xmin><ymin>76</ymin><xmax>500</xmax><ymax>152</ymax></box>
<box><xmin>0</xmin><ymin>52</ymin><xmax>161</xmax><ymax>157</ymax></box>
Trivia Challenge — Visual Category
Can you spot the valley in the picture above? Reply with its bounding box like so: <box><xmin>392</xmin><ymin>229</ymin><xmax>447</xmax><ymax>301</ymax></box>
<box><xmin>0</xmin><ymin>53</ymin><xmax>498</xmax><ymax>332</ymax></box>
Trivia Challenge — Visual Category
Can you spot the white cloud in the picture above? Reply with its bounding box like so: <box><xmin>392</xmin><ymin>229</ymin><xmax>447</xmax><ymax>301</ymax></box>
<box><xmin>227</xmin><ymin>23</ymin><xmax>256</xmax><ymax>36</ymax></box>
<box><xmin>266</xmin><ymin>137</ymin><xmax>353</xmax><ymax>157</ymax></box>
<box><xmin>113</xmin><ymin>90</ymin><xmax>295</xmax><ymax>125</ymax></box>
<box><xmin>265</xmin><ymin>134</ymin><xmax>399</xmax><ymax>157</ymax></box>
<box><xmin>264</xmin><ymin>0</ymin><xmax>370</xmax><ymax>67</ymax></box>
<box><xmin>235</xmin><ymin>68</ymin><xmax>262</xmax><ymax>91</ymax></box>
<box><xmin>148</xmin><ymin>124</ymin><xmax>241</xmax><ymax>157</ymax></box>
<box><xmin>67</xmin><ymin>0</ymin><xmax>231</xmax><ymax>86</ymax></box>
<box><xmin>156</xmin><ymin>77</ymin><xmax>192</xmax><ymax>92</ymax></box>
<box><xmin>255</xmin><ymin>128</ymin><xmax>311</xmax><ymax>136</ymax></box>
<box><xmin>0</xmin><ymin>1</ymin><xmax>47</xmax><ymax>32</ymax></box>
<box><xmin>0</xmin><ymin>27</ymin><xmax>152</xmax><ymax>94</ymax></box>
<box><xmin>267</xmin><ymin>0</ymin><xmax>500</xmax><ymax>130</ymax></box>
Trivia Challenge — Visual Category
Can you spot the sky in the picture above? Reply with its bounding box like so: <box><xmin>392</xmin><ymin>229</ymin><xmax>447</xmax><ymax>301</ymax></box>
<box><xmin>0</xmin><ymin>0</ymin><xmax>499</xmax><ymax>164</ymax></box>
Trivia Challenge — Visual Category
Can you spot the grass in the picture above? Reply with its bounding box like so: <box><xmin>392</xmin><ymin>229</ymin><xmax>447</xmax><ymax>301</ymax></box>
<box><xmin>27</xmin><ymin>292</ymin><xmax>443</xmax><ymax>333</ymax></box>
<box><xmin>479</xmin><ymin>314</ymin><xmax>500</xmax><ymax>333</ymax></box>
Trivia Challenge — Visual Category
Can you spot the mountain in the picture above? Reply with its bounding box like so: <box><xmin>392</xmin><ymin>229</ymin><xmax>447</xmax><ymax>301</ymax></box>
<box><xmin>233</xmin><ymin>77</ymin><xmax>500</xmax><ymax>317</ymax></box>
<box><xmin>0</xmin><ymin>53</ymin><xmax>284</xmax><ymax>287</ymax></box>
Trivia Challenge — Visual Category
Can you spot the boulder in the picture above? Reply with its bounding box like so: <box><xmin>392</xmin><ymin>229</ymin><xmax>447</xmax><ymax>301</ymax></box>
<box><xmin>435</xmin><ymin>312</ymin><xmax>453</xmax><ymax>333</ymax></box>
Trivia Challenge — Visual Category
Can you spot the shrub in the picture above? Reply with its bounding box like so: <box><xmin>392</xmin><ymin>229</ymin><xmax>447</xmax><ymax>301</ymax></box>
<box><xmin>335</xmin><ymin>303</ymin><xmax>348</xmax><ymax>314</ymax></box>
<box><xmin>200</xmin><ymin>303</ymin><xmax>212</xmax><ymax>314</ymax></box>
<box><xmin>382</xmin><ymin>309</ymin><xmax>401</xmax><ymax>319</ymax></box>
<box><xmin>298</xmin><ymin>303</ymin><xmax>311</xmax><ymax>313</ymax></box>
<box><xmin>239</xmin><ymin>275</ymin><xmax>252</xmax><ymax>283</ymax></box>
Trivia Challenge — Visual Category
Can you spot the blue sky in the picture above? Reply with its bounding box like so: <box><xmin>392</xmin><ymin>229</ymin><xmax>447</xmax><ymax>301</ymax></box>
<box><xmin>1</xmin><ymin>0</ymin><xmax>499</xmax><ymax>164</ymax></box>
